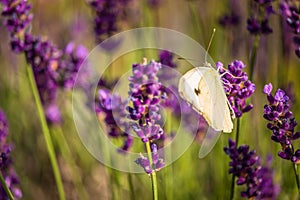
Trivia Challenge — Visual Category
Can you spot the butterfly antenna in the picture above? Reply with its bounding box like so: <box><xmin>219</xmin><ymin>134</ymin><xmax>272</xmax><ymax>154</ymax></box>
<box><xmin>205</xmin><ymin>28</ymin><xmax>216</xmax><ymax>64</ymax></box>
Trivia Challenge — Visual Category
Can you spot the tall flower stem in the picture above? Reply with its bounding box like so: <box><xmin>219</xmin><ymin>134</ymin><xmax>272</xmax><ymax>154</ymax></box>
<box><xmin>235</xmin><ymin>118</ymin><xmax>241</xmax><ymax>146</ymax></box>
<box><xmin>229</xmin><ymin>118</ymin><xmax>241</xmax><ymax>200</ymax></box>
<box><xmin>146</xmin><ymin>141</ymin><xmax>158</xmax><ymax>200</ymax></box>
<box><xmin>0</xmin><ymin>172</ymin><xmax>14</xmax><ymax>200</ymax></box>
<box><xmin>229</xmin><ymin>173</ymin><xmax>235</xmax><ymax>200</ymax></box>
<box><xmin>26</xmin><ymin>65</ymin><xmax>66</xmax><ymax>200</ymax></box>
<box><xmin>293</xmin><ymin>163</ymin><xmax>300</xmax><ymax>197</ymax></box>
<box><xmin>249</xmin><ymin>35</ymin><xmax>260</xmax><ymax>81</ymax></box>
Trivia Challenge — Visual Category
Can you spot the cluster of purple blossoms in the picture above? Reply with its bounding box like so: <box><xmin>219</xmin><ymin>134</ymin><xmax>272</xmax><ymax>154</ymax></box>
<box><xmin>157</xmin><ymin>50</ymin><xmax>179</xmax><ymax>111</ymax></box>
<box><xmin>247</xmin><ymin>0</ymin><xmax>275</xmax><ymax>35</ymax></box>
<box><xmin>159</xmin><ymin>50</ymin><xmax>176</xmax><ymax>69</ymax></box>
<box><xmin>1</xmin><ymin>0</ymin><xmax>90</xmax><ymax>124</ymax></box>
<box><xmin>135</xmin><ymin>144</ymin><xmax>164</xmax><ymax>174</ymax></box>
<box><xmin>95</xmin><ymin>88</ymin><xmax>133</xmax><ymax>152</ymax></box>
<box><xmin>57</xmin><ymin>42</ymin><xmax>89</xmax><ymax>90</ymax></box>
<box><xmin>218</xmin><ymin>0</ymin><xmax>240</xmax><ymax>27</ymax></box>
<box><xmin>88</xmin><ymin>0</ymin><xmax>131</xmax><ymax>43</ymax></box>
<box><xmin>127</xmin><ymin>59</ymin><xmax>165</xmax><ymax>170</ymax></box>
<box><xmin>263</xmin><ymin>83</ymin><xmax>300</xmax><ymax>162</ymax></box>
<box><xmin>127</xmin><ymin>59</ymin><xmax>163</xmax><ymax>126</ymax></box>
<box><xmin>224</xmin><ymin>139</ymin><xmax>279</xmax><ymax>199</ymax></box>
<box><xmin>0</xmin><ymin>0</ymin><xmax>33</xmax><ymax>52</ymax></box>
<box><xmin>280</xmin><ymin>0</ymin><xmax>300</xmax><ymax>58</ymax></box>
<box><xmin>23</xmin><ymin>34</ymin><xmax>63</xmax><ymax>124</ymax></box>
<box><xmin>0</xmin><ymin>110</ymin><xmax>22</xmax><ymax>199</ymax></box>
<box><xmin>217</xmin><ymin>60</ymin><xmax>255</xmax><ymax>118</ymax></box>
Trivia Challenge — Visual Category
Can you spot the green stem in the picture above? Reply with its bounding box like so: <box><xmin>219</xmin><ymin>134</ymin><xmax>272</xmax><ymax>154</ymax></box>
<box><xmin>249</xmin><ymin>35</ymin><xmax>260</xmax><ymax>81</ymax></box>
<box><xmin>0</xmin><ymin>172</ymin><xmax>14</xmax><ymax>200</ymax></box>
<box><xmin>229</xmin><ymin>174</ymin><xmax>235</xmax><ymax>200</ymax></box>
<box><xmin>229</xmin><ymin>118</ymin><xmax>241</xmax><ymax>200</ymax></box>
<box><xmin>293</xmin><ymin>163</ymin><xmax>300</xmax><ymax>197</ymax></box>
<box><xmin>146</xmin><ymin>141</ymin><xmax>158</xmax><ymax>200</ymax></box>
<box><xmin>235</xmin><ymin>118</ymin><xmax>241</xmax><ymax>147</ymax></box>
<box><xmin>26</xmin><ymin>65</ymin><xmax>66</xmax><ymax>200</ymax></box>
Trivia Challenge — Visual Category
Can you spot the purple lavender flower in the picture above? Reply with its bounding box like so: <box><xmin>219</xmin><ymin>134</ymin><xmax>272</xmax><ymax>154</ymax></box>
<box><xmin>23</xmin><ymin>34</ymin><xmax>63</xmax><ymax>124</ymax></box>
<box><xmin>218</xmin><ymin>0</ymin><xmax>240</xmax><ymax>27</ymax></box>
<box><xmin>159</xmin><ymin>50</ymin><xmax>176</xmax><ymax>69</ymax></box>
<box><xmin>280</xmin><ymin>0</ymin><xmax>300</xmax><ymax>58</ymax></box>
<box><xmin>127</xmin><ymin>59</ymin><xmax>165</xmax><ymax>172</ymax></box>
<box><xmin>219</xmin><ymin>12</ymin><xmax>240</xmax><ymax>27</ymax></box>
<box><xmin>135</xmin><ymin>144</ymin><xmax>164</xmax><ymax>174</ymax></box>
<box><xmin>1</xmin><ymin>1</ymin><xmax>93</xmax><ymax>125</ymax></box>
<box><xmin>88</xmin><ymin>0</ymin><xmax>131</xmax><ymax>43</ymax></box>
<box><xmin>45</xmin><ymin>104</ymin><xmax>62</xmax><ymax>125</ymax></box>
<box><xmin>217</xmin><ymin>60</ymin><xmax>255</xmax><ymax>118</ymax></box>
<box><xmin>1</xmin><ymin>0</ymin><xmax>33</xmax><ymax>52</ymax></box>
<box><xmin>96</xmin><ymin>88</ymin><xmax>133</xmax><ymax>152</ymax></box>
<box><xmin>0</xmin><ymin>1</ymin><xmax>65</xmax><ymax>124</ymax></box>
<box><xmin>263</xmin><ymin>83</ymin><xmax>300</xmax><ymax>162</ymax></box>
<box><xmin>247</xmin><ymin>0</ymin><xmax>275</xmax><ymax>35</ymax></box>
<box><xmin>57</xmin><ymin>42</ymin><xmax>89</xmax><ymax>90</ymax></box>
<box><xmin>127</xmin><ymin>59</ymin><xmax>164</xmax><ymax>128</ymax></box>
<box><xmin>0</xmin><ymin>110</ymin><xmax>22</xmax><ymax>199</ymax></box>
<box><xmin>224</xmin><ymin>139</ymin><xmax>279</xmax><ymax>199</ymax></box>
<box><xmin>132</xmin><ymin>123</ymin><xmax>163</xmax><ymax>143</ymax></box>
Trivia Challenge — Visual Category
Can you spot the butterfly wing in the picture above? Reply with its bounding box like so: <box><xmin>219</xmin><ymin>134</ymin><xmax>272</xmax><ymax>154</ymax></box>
<box><xmin>196</xmin><ymin>68</ymin><xmax>233</xmax><ymax>157</ymax></box>
<box><xmin>197</xmin><ymin>69</ymin><xmax>233</xmax><ymax>132</ymax></box>
<box><xmin>178</xmin><ymin>67</ymin><xmax>206</xmax><ymax>113</ymax></box>
<box><xmin>198</xmin><ymin>126</ymin><xmax>221</xmax><ymax>158</ymax></box>
<box><xmin>178</xmin><ymin>66</ymin><xmax>234</xmax><ymax>158</ymax></box>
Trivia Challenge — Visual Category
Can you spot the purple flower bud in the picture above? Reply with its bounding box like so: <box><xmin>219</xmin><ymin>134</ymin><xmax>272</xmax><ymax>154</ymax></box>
<box><xmin>263</xmin><ymin>83</ymin><xmax>273</xmax><ymax>95</ymax></box>
<box><xmin>135</xmin><ymin>154</ymin><xmax>153</xmax><ymax>174</ymax></box>
<box><xmin>45</xmin><ymin>104</ymin><xmax>62</xmax><ymax>124</ymax></box>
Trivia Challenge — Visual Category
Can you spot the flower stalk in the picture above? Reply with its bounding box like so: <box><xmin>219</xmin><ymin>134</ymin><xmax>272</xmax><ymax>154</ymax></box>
<box><xmin>26</xmin><ymin>64</ymin><xmax>66</xmax><ymax>200</ymax></box>
<box><xmin>146</xmin><ymin>141</ymin><xmax>158</xmax><ymax>200</ymax></box>
<box><xmin>0</xmin><ymin>172</ymin><xmax>14</xmax><ymax>200</ymax></box>
<box><xmin>293</xmin><ymin>163</ymin><xmax>300</xmax><ymax>197</ymax></box>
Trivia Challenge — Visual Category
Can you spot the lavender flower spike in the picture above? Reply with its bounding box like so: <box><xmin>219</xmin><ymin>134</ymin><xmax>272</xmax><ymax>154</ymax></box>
<box><xmin>0</xmin><ymin>110</ymin><xmax>22</xmax><ymax>199</ymax></box>
<box><xmin>224</xmin><ymin>138</ymin><xmax>279</xmax><ymax>199</ymax></box>
<box><xmin>263</xmin><ymin>83</ymin><xmax>300</xmax><ymax>162</ymax></box>
<box><xmin>88</xmin><ymin>0</ymin><xmax>131</xmax><ymax>43</ymax></box>
<box><xmin>95</xmin><ymin>88</ymin><xmax>133</xmax><ymax>152</ymax></box>
<box><xmin>127</xmin><ymin>59</ymin><xmax>164</xmax><ymax>142</ymax></box>
<box><xmin>1</xmin><ymin>0</ymin><xmax>33</xmax><ymax>52</ymax></box>
<box><xmin>218</xmin><ymin>60</ymin><xmax>255</xmax><ymax>118</ymax></box>
<box><xmin>280</xmin><ymin>0</ymin><xmax>300</xmax><ymax>58</ymax></box>
<box><xmin>247</xmin><ymin>0</ymin><xmax>275</xmax><ymax>35</ymax></box>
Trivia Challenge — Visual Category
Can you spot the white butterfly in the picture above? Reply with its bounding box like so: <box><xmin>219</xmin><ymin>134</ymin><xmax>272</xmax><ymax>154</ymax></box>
<box><xmin>178</xmin><ymin>61</ymin><xmax>235</xmax><ymax>158</ymax></box>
